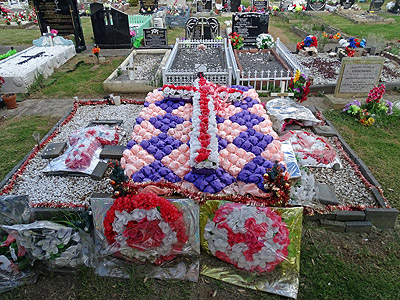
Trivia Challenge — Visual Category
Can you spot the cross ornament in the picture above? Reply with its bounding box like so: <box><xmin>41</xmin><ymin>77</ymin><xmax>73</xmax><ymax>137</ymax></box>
<box><xmin>270</xmin><ymin>81</ymin><xmax>294</xmax><ymax>98</ymax></box>
<box><xmin>43</xmin><ymin>26</ymin><xmax>57</xmax><ymax>47</ymax></box>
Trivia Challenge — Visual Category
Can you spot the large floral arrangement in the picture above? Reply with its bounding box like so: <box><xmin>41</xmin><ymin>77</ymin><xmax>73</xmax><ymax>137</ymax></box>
<box><xmin>255</xmin><ymin>33</ymin><xmax>275</xmax><ymax>50</ymax></box>
<box><xmin>322</xmin><ymin>32</ymin><xmax>341</xmax><ymax>40</ymax></box>
<box><xmin>204</xmin><ymin>203</ymin><xmax>290</xmax><ymax>273</ymax></box>
<box><xmin>343</xmin><ymin>84</ymin><xmax>393</xmax><ymax>126</ymax></box>
<box><xmin>0</xmin><ymin>232</ymin><xmax>29</xmax><ymax>274</ymax></box>
<box><xmin>2</xmin><ymin>7</ymin><xmax>37</xmax><ymax>25</ymax></box>
<box><xmin>229</xmin><ymin>32</ymin><xmax>244</xmax><ymax>50</ymax></box>
<box><xmin>296</xmin><ymin>35</ymin><xmax>318</xmax><ymax>51</ymax></box>
<box><xmin>288</xmin><ymin>70</ymin><xmax>311</xmax><ymax>103</ymax></box>
<box><xmin>103</xmin><ymin>193</ymin><xmax>188</xmax><ymax>265</ymax></box>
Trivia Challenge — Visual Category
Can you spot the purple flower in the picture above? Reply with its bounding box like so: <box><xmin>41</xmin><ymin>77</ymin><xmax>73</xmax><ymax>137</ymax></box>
<box><xmin>343</xmin><ymin>100</ymin><xmax>361</xmax><ymax>112</ymax></box>
<box><xmin>386</xmin><ymin>100</ymin><xmax>393</xmax><ymax>115</ymax></box>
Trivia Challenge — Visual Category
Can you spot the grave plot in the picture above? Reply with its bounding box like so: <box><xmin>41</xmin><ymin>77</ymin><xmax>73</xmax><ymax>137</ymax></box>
<box><xmin>295</xmin><ymin>54</ymin><xmax>400</xmax><ymax>85</ymax></box>
<box><xmin>0</xmin><ymin>44</ymin><xmax>75</xmax><ymax>93</ymax></box>
<box><xmin>162</xmin><ymin>39</ymin><xmax>237</xmax><ymax>85</ymax></box>
<box><xmin>103</xmin><ymin>49</ymin><xmax>171</xmax><ymax>93</ymax></box>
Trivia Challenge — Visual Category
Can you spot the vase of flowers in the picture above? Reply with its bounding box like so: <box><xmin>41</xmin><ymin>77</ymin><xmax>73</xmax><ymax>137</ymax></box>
<box><xmin>0</xmin><ymin>77</ymin><xmax>17</xmax><ymax>109</ymax></box>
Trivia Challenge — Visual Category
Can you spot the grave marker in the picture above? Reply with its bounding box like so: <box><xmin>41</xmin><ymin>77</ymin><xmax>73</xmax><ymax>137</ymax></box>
<box><xmin>32</xmin><ymin>0</ymin><xmax>86</xmax><ymax>52</ymax></box>
<box><xmin>229</xmin><ymin>0</ymin><xmax>241</xmax><ymax>11</ymax></box>
<box><xmin>307</xmin><ymin>0</ymin><xmax>326</xmax><ymax>11</ymax></box>
<box><xmin>232</xmin><ymin>13</ymin><xmax>269</xmax><ymax>47</ymax></box>
<box><xmin>251</xmin><ymin>0</ymin><xmax>269</xmax><ymax>11</ymax></box>
<box><xmin>339</xmin><ymin>0</ymin><xmax>354</xmax><ymax>9</ymax></box>
<box><xmin>388</xmin><ymin>0</ymin><xmax>400</xmax><ymax>12</ymax></box>
<box><xmin>368</xmin><ymin>0</ymin><xmax>385</xmax><ymax>11</ymax></box>
<box><xmin>143</xmin><ymin>27</ymin><xmax>168</xmax><ymax>48</ymax></box>
<box><xmin>196</xmin><ymin>0</ymin><xmax>213</xmax><ymax>12</ymax></box>
<box><xmin>140</xmin><ymin>0</ymin><xmax>159</xmax><ymax>14</ymax></box>
<box><xmin>90</xmin><ymin>3</ymin><xmax>131</xmax><ymax>49</ymax></box>
<box><xmin>185</xmin><ymin>17</ymin><xmax>220</xmax><ymax>40</ymax></box>
<box><xmin>334</xmin><ymin>57</ymin><xmax>384</xmax><ymax>98</ymax></box>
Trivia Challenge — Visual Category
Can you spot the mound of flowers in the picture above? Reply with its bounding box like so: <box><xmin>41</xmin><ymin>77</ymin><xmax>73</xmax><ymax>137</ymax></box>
<box><xmin>120</xmin><ymin>80</ymin><xmax>287</xmax><ymax>200</ymax></box>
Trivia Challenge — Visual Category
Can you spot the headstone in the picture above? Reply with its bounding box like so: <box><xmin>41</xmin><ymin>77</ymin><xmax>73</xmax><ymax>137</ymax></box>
<box><xmin>334</xmin><ymin>57</ymin><xmax>384</xmax><ymax>98</ymax></box>
<box><xmin>369</xmin><ymin>0</ymin><xmax>385</xmax><ymax>11</ymax></box>
<box><xmin>140</xmin><ymin>0</ymin><xmax>158</xmax><ymax>14</ymax></box>
<box><xmin>232</xmin><ymin>12</ymin><xmax>269</xmax><ymax>47</ymax></box>
<box><xmin>196</xmin><ymin>0</ymin><xmax>213</xmax><ymax>12</ymax></box>
<box><xmin>91</xmin><ymin>161</ymin><xmax>109</xmax><ymax>180</ymax></box>
<box><xmin>143</xmin><ymin>27</ymin><xmax>168</xmax><ymax>48</ymax></box>
<box><xmin>388</xmin><ymin>0</ymin><xmax>399</xmax><ymax>12</ymax></box>
<box><xmin>251</xmin><ymin>0</ymin><xmax>269</xmax><ymax>11</ymax></box>
<box><xmin>307</xmin><ymin>0</ymin><xmax>326</xmax><ymax>11</ymax></box>
<box><xmin>32</xmin><ymin>0</ymin><xmax>86</xmax><ymax>52</ymax></box>
<box><xmin>316</xmin><ymin>183</ymin><xmax>339</xmax><ymax>205</ymax></box>
<box><xmin>185</xmin><ymin>17</ymin><xmax>220</xmax><ymax>40</ymax></box>
<box><xmin>230</xmin><ymin>0</ymin><xmax>241</xmax><ymax>11</ymax></box>
<box><xmin>41</xmin><ymin>142</ymin><xmax>67</xmax><ymax>159</ymax></box>
<box><xmin>90</xmin><ymin>3</ymin><xmax>131</xmax><ymax>49</ymax></box>
<box><xmin>340</xmin><ymin>0</ymin><xmax>354</xmax><ymax>8</ymax></box>
<box><xmin>100</xmin><ymin>145</ymin><xmax>126</xmax><ymax>159</ymax></box>
<box><xmin>87</xmin><ymin>119</ymin><xmax>123</xmax><ymax>127</ymax></box>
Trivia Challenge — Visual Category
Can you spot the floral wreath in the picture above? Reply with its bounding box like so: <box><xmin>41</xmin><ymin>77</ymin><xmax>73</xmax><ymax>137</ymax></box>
<box><xmin>103</xmin><ymin>193</ymin><xmax>188</xmax><ymax>265</ymax></box>
<box><xmin>204</xmin><ymin>203</ymin><xmax>290</xmax><ymax>273</ymax></box>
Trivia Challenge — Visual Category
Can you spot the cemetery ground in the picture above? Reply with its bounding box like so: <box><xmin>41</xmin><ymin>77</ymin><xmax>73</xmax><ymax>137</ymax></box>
<box><xmin>1</xmin><ymin>8</ymin><xmax>400</xmax><ymax>300</ymax></box>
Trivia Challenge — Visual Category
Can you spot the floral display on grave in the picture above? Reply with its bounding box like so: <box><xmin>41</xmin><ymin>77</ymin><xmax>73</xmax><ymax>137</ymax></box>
<box><xmin>287</xmin><ymin>0</ymin><xmax>306</xmax><ymax>12</ymax></box>
<box><xmin>280</xmin><ymin>130</ymin><xmax>341</xmax><ymax>168</ymax></box>
<box><xmin>339</xmin><ymin>37</ymin><xmax>366</xmax><ymax>57</ymax></box>
<box><xmin>92</xmin><ymin>193</ymin><xmax>200</xmax><ymax>281</ymax></box>
<box><xmin>296</xmin><ymin>35</ymin><xmax>318</xmax><ymax>52</ymax></box>
<box><xmin>121</xmin><ymin>78</ymin><xmax>288</xmax><ymax>203</ymax></box>
<box><xmin>322</xmin><ymin>32</ymin><xmax>341</xmax><ymax>41</ymax></box>
<box><xmin>44</xmin><ymin>125</ymin><xmax>121</xmax><ymax>175</ymax></box>
<box><xmin>288</xmin><ymin>70</ymin><xmax>311</xmax><ymax>103</ymax></box>
<box><xmin>255</xmin><ymin>33</ymin><xmax>275</xmax><ymax>49</ymax></box>
<box><xmin>229</xmin><ymin>32</ymin><xmax>244</xmax><ymax>50</ymax></box>
<box><xmin>1</xmin><ymin>6</ymin><xmax>37</xmax><ymax>25</ymax></box>
<box><xmin>200</xmin><ymin>201</ymin><xmax>303</xmax><ymax>298</ymax></box>
<box><xmin>343</xmin><ymin>84</ymin><xmax>394</xmax><ymax>126</ymax></box>
<box><xmin>92</xmin><ymin>45</ymin><xmax>101</xmax><ymax>63</ymax></box>
<box><xmin>0</xmin><ymin>232</ymin><xmax>29</xmax><ymax>274</ymax></box>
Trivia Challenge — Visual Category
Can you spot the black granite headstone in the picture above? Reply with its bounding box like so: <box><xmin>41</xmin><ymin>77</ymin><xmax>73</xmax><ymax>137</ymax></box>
<box><xmin>307</xmin><ymin>0</ymin><xmax>326</xmax><ymax>11</ymax></box>
<box><xmin>143</xmin><ymin>27</ymin><xmax>168</xmax><ymax>48</ymax></box>
<box><xmin>32</xmin><ymin>0</ymin><xmax>86</xmax><ymax>52</ymax></box>
<box><xmin>340</xmin><ymin>0</ymin><xmax>354</xmax><ymax>9</ymax></box>
<box><xmin>251</xmin><ymin>0</ymin><xmax>269</xmax><ymax>11</ymax></box>
<box><xmin>230</xmin><ymin>0</ymin><xmax>241</xmax><ymax>11</ymax></box>
<box><xmin>140</xmin><ymin>0</ymin><xmax>158</xmax><ymax>14</ymax></box>
<box><xmin>388</xmin><ymin>0</ymin><xmax>399</xmax><ymax>12</ymax></box>
<box><xmin>196</xmin><ymin>0</ymin><xmax>213</xmax><ymax>12</ymax></box>
<box><xmin>232</xmin><ymin>13</ymin><xmax>269</xmax><ymax>47</ymax></box>
<box><xmin>185</xmin><ymin>17</ymin><xmax>220</xmax><ymax>40</ymax></box>
<box><xmin>369</xmin><ymin>0</ymin><xmax>385</xmax><ymax>10</ymax></box>
<box><xmin>90</xmin><ymin>3</ymin><xmax>131</xmax><ymax>49</ymax></box>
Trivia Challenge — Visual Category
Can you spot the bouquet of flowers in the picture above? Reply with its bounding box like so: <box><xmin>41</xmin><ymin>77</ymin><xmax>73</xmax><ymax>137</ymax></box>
<box><xmin>296</xmin><ymin>35</ymin><xmax>318</xmax><ymax>51</ymax></box>
<box><xmin>343</xmin><ymin>84</ymin><xmax>393</xmax><ymax>126</ymax></box>
<box><xmin>288</xmin><ymin>70</ymin><xmax>311</xmax><ymax>103</ymax></box>
<box><xmin>92</xmin><ymin>45</ymin><xmax>100</xmax><ymax>63</ymax></box>
<box><xmin>0</xmin><ymin>232</ymin><xmax>29</xmax><ymax>274</ymax></box>
<box><xmin>103</xmin><ymin>193</ymin><xmax>190</xmax><ymax>265</ymax></box>
<box><xmin>255</xmin><ymin>33</ymin><xmax>275</xmax><ymax>50</ymax></box>
<box><xmin>229</xmin><ymin>32</ymin><xmax>244</xmax><ymax>50</ymax></box>
<box><xmin>322</xmin><ymin>32</ymin><xmax>341</xmax><ymax>40</ymax></box>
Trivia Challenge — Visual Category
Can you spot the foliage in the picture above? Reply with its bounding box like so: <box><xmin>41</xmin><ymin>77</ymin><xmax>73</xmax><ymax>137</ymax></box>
<box><xmin>288</xmin><ymin>70</ymin><xmax>311</xmax><ymax>103</ymax></box>
<box><xmin>229</xmin><ymin>32</ymin><xmax>244</xmax><ymax>50</ymax></box>
<box><xmin>27</xmin><ymin>72</ymin><xmax>45</xmax><ymax>94</ymax></box>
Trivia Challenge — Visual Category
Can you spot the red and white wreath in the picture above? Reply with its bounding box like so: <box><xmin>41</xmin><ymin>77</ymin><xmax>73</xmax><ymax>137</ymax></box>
<box><xmin>103</xmin><ymin>193</ymin><xmax>188</xmax><ymax>265</ymax></box>
<box><xmin>204</xmin><ymin>203</ymin><xmax>290</xmax><ymax>273</ymax></box>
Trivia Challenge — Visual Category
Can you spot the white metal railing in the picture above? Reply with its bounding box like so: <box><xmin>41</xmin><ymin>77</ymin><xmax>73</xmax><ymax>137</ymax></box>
<box><xmin>162</xmin><ymin>38</ymin><xmax>234</xmax><ymax>86</ymax></box>
<box><xmin>276</xmin><ymin>38</ymin><xmax>309</xmax><ymax>77</ymax></box>
<box><xmin>238</xmin><ymin>69</ymin><xmax>292</xmax><ymax>93</ymax></box>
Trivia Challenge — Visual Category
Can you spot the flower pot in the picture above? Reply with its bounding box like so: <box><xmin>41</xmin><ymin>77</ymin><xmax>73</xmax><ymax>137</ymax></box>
<box><xmin>1</xmin><ymin>93</ymin><xmax>17</xmax><ymax>109</ymax></box>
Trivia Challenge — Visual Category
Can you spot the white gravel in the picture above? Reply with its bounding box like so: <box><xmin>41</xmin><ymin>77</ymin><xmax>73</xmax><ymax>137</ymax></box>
<box><xmin>6</xmin><ymin>104</ymin><xmax>143</xmax><ymax>208</ymax></box>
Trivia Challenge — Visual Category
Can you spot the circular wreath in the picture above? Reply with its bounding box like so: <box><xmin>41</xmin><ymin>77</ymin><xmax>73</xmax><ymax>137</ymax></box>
<box><xmin>103</xmin><ymin>193</ymin><xmax>188</xmax><ymax>265</ymax></box>
<box><xmin>204</xmin><ymin>203</ymin><xmax>290</xmax><ymax>273</ymax></box>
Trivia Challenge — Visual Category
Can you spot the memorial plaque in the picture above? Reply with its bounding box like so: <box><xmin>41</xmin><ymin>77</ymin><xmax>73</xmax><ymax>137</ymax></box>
<box><xmin>251</xmin><ymin>0</ymin><xmax>269</xmax><ymax>11</ymax></box>
<box><xmin>307</xmin><ymin>0</ymin><xmax>326</xmax><ymax>11</ymax></box>
<box><xmin>196</xmin><ymin>0</ymin><xmax>213</xmax><ymax>12</ymax></box>
<box><xmin>185</xmin><ymin>17</ymin><xmax>220</xmax><ymax>40</ymax></box>
<box><xmin>140</xmin><ymin>0</ymin><xmax>158</xmax><ymax>14</ymax></box>
<box><xmin>90</xmin><ymin>3</ymin><xmax>131</xmax><ymax>49</ymax></box>
<box><xmin>232</xmin><ymin>13</ymin><xmax>269</xmax><ymax>47</ymax></box>
<box><xmin>369</xmin><ymin>0</ymin><xmax>385</xmax><ymax>10</ymax></box>
<box><xmin>32</xmin><ymin>0</ymin><xmax>86</xmax><ymax>52</ymax></box>
<box><xmin>334</xmin><ymin>57</ymin><xmax>384</xmax><ymax>98</ymax></box>
<box><xmin>340</xmin><ymin>0</ymin><xmax>354</xmax><ymax>9</ymax></box>
<box><xmin>144</xmin><ymin>27</ymin><xmax>168</xmax><ymax>48</ymax></box>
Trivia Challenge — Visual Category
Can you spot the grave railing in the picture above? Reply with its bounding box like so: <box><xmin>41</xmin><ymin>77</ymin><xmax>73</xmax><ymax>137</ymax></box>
<box><xmin>162</xmin><ymin>38</ymin><xmax>235</xmax><ymax>86</ymax></box>
<box><xmin>276</xmin><ymin>38</ymin><xmax>309</xmax><ymax>77</ymax></box>
<box><xmin>237</xmin><ymin>69</ymin><xmax>292</xmax><ymax>94</ymax></box>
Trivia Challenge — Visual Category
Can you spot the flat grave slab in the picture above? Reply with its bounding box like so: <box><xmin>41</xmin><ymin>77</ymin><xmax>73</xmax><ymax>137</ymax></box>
<box><xmin>87</xmin><ymin>120</ymin><xmax>123</xmax><ymax>127</ymax></box>
<box><xmin>316</xmin><ymin>183</ymin><xmax>339</xmax><ymax>206</ymax></box>
<box><xmin>100</xmin><ymin>145</ymin><xmax>126</xmax><ymax>159</ymax></box>
<box><xmin>312</xmin><ymin>125</ymin><xmax>337</xmax><ymax>137</ymax></box>
<box><xmin>41</xmin><ymin>142</ymin><xmax>67</xmax><ymax>159</ymax></box>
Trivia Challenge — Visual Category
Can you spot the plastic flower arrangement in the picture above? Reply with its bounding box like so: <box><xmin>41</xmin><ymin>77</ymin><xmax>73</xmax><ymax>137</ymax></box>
<box><xmin>296</xmin><ymin>35</ymin><xmax>318</xmax><ymax>51</ymax></box>
<box><xmin>322</xmin><ymin>32</ymin><xmax>341</xmax><ymax>40</ymax></box>
<box><xmin>343</xmin><ymin>84</ymin><xmax>393</xmax><ymax>126</ymax></box>
<box><xmin>0</xmin><ymin>232</ymin><xmax>29</xmax><ymax>274</ymax></box>
<box><xmin>288</xmin><ymin>70</ymin><xmax>311</xmax><ymax>103</ymax></box>
<box><xmin>339</xmin><ymin>37</ymin><xmax>366</xmax><ymax>49</ymax></box>
<box><xmin>229</xmin><ymin>32</ymin><xmax>244</xmax><ymax>50</ymax></box>
<box><xmin>92</xmin><ymin>45</ymin><xmax>100</xmax><ymax>63</ymax></box>
<box><xmin>255</xmin><ymin>33</ymin><xmax>275</xmax><ymax>50</ymax></box>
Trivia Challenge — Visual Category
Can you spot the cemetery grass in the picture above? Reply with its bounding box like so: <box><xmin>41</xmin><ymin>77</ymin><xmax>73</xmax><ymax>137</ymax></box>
<box><xmin>28</xmin><ymin>55</ymin><xmax>125</xmax><ymax>99</ymax></box>
<box><xmin>0</xmin><ymin>116</ymin><xmax>59</xmax><ymax>181</ymax></box>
